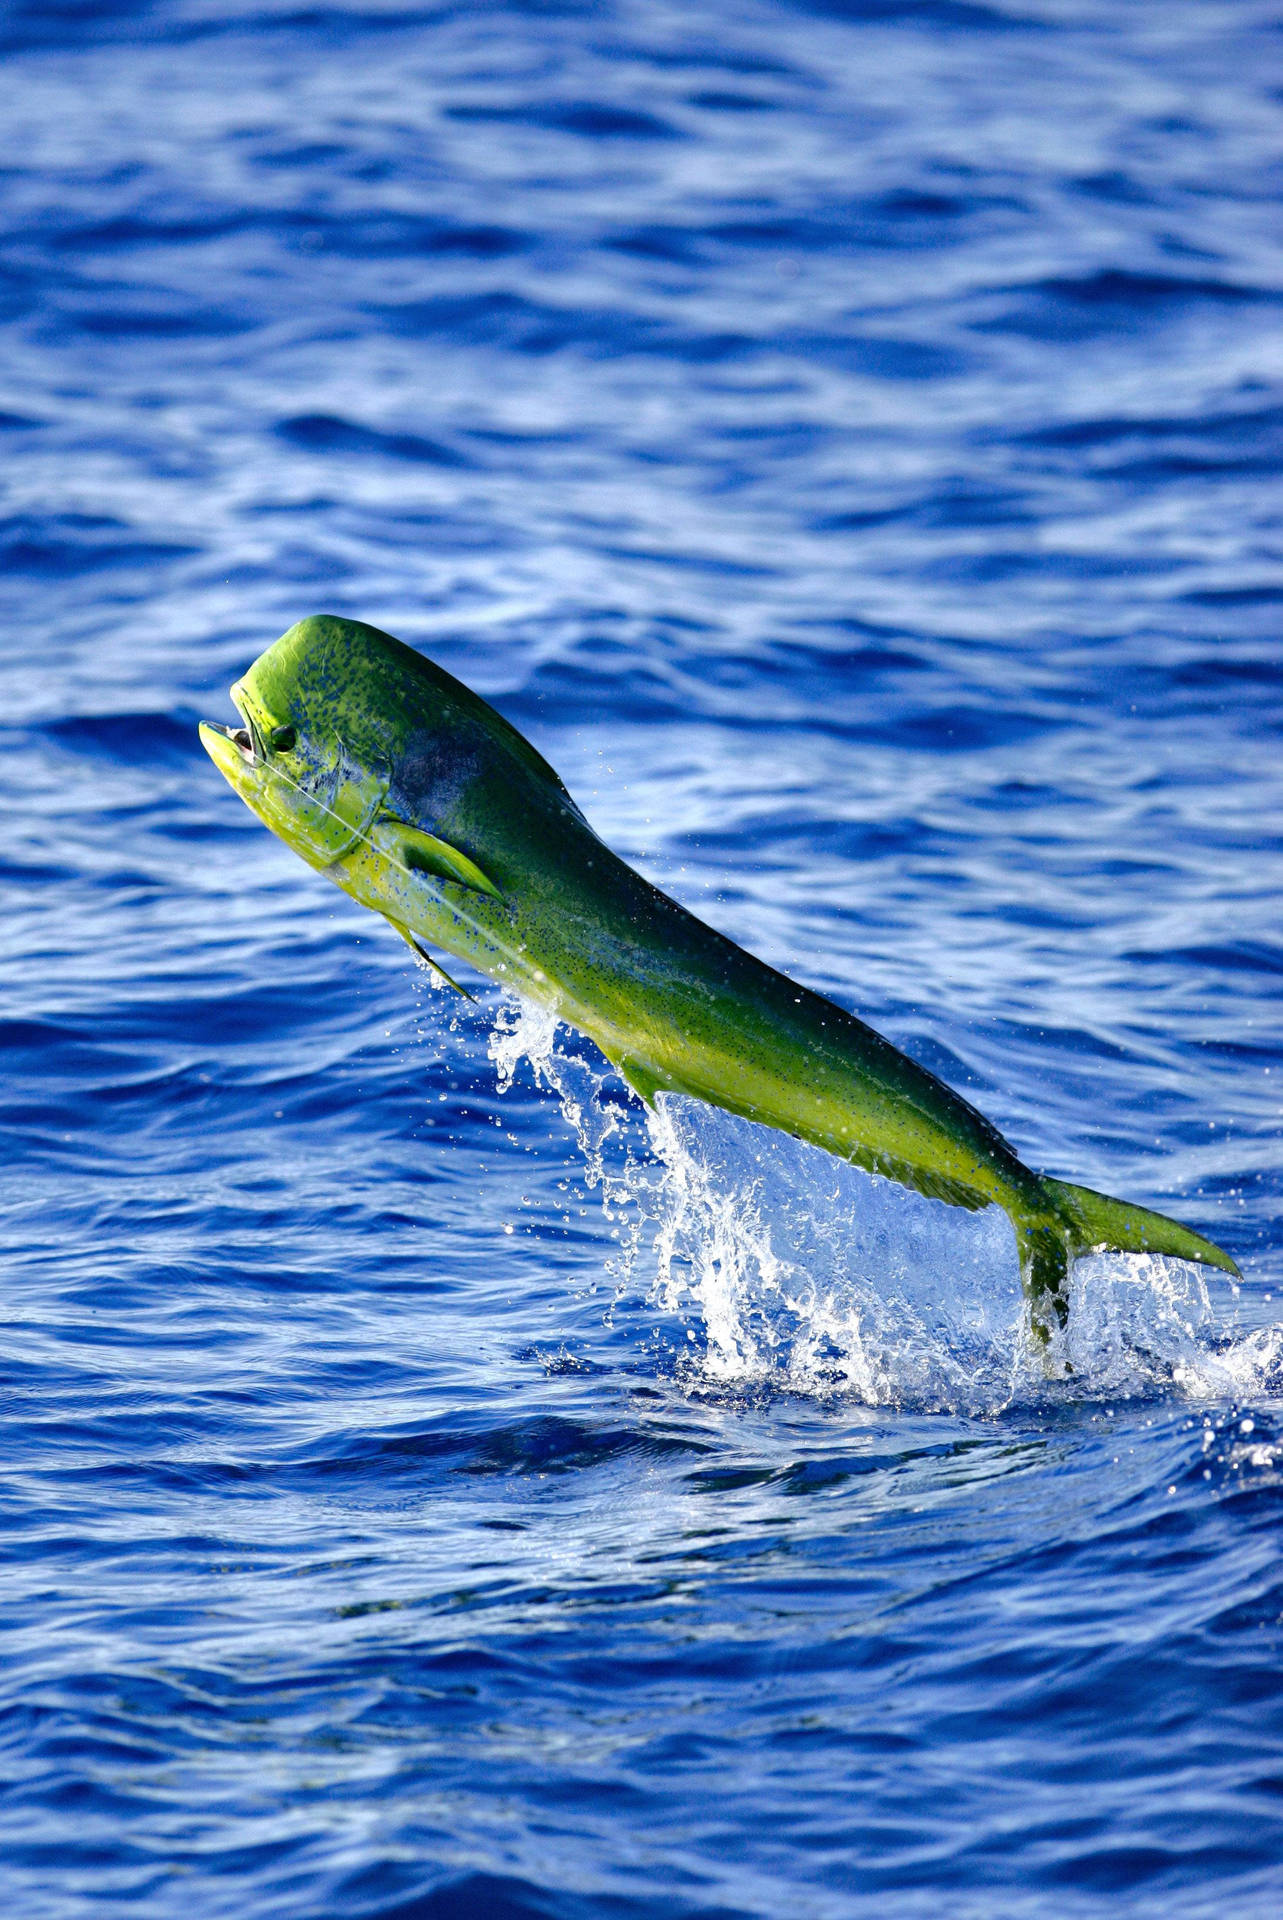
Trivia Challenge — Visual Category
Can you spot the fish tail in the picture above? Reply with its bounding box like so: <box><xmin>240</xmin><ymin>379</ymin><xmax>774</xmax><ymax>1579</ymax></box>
<box><xmin>1045</xmin><ymin>1177</ymin><xmax>1240</xmax><ymax>1276</ymax></box>
<box><xmin>1014</xmin><ymin>1177</ymin><xmax>1240</xmax><ymax>1347</ymax></box>
<box><xmin>1014</xmin><ymin>1214</ymin><xmax>1074</xmax><ymax>1346</ymax></box>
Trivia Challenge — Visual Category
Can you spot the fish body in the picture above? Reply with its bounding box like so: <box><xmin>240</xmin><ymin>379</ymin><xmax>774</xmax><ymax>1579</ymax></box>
<box><xmin>201</xmin><ymin>615</ymin><xmax>1238</xmax><ymax>1339</ymax></box>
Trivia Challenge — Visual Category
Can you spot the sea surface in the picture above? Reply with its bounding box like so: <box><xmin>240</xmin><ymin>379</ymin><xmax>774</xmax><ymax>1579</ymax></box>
<box><xmin>3</xmin><ymin>2</ymin><xmax>1283</xmax><ymax>1915</ymax></box>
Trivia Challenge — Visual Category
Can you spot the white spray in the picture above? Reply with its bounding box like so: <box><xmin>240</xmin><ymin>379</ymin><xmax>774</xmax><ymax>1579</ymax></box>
<box><xmin>489</xmin><ymin>998</ymin><xmax>1277</xmax><ymax>1410</ymax></box>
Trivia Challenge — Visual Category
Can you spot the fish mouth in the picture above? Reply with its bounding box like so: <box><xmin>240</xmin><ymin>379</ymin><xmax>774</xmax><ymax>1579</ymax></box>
<box><xmin>199</xmin><ymin>688</ymin><xmax>259</xmax><ymax>776</ymax></box>
<box><xmin>203</xmin><ymin>721</ymin><xmax>254</xmax><ymax>759</ymax></box>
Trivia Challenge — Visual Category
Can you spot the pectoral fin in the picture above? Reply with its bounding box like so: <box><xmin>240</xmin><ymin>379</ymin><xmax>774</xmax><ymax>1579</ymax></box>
<box><xmin>381</xmin><ymin>817</ymin><xmax>503</xmax><ymax>900</ymax></box>
<box><xmin>384</xmin><ymin>917</ymin><xmax>475</xmax><ymax>999</ymax></box>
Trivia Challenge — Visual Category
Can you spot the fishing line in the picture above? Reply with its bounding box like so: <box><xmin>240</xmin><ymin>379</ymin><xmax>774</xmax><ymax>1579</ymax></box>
<box><xmin>227</xmin><ymin>732</ymin><xmax>507</xmax><ymax>957</ymax></box>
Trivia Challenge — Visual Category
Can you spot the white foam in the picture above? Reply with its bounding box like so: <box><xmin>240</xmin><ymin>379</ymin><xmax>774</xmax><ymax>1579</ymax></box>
<box><xmin>488</xmin><ymin>1000</ymin><xmax>1278</xmax><ymax>1410</ymax></box>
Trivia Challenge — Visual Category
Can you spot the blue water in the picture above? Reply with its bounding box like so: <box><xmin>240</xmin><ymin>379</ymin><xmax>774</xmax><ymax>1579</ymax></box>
<box><xmin>4</xmin><ymin>1</ymin><xmax>1283</xmax><ymax>1913</ymax></box>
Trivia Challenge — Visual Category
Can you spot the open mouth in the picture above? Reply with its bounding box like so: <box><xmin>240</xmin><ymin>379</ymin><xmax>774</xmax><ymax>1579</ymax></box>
<box><xmin>203</xmin><ymin>726</ymin><xmax>255</xmax><ymax>764</ymax></box>
<box><xmin>199</xmin><ymin>688</ymin><xmax>261</xmax><ymax>773</ymax></box>
<box><xmin>212</xmin><ymin>691</ymin><xmax>259</xmax><ymax>761</ymax></box>
<box><xmin>228</xmin><ymin>688</ymin><xmax>260</xmax><ymax>761</ymax></box>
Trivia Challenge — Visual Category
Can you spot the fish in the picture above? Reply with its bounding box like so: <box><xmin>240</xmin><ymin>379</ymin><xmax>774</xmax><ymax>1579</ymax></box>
<box><xmin>200</xmin><ymin>614</ymin><xmax>1240</xmax><ymax>1343</ymax></box>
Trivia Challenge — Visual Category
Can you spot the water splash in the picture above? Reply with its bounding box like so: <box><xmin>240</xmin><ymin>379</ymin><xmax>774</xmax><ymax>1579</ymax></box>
<box><xmin>489</xmin><ymin>999</ymin><xmax>1278</xmax><ymax>1409</ymax></box>
<box><xmin>491</xmin><ymin>997</ymin><xmax>631</xmax><ymax>1201</ymax></box>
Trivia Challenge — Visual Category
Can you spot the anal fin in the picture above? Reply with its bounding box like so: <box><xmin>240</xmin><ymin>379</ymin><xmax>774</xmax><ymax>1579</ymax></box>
<box><xmin>385</xmin><ymin>917</ymin><xmax>475</xmax><ymax>999</ymax></box>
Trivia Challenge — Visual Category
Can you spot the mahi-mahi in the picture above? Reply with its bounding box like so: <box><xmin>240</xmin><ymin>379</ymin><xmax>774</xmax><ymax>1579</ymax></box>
<box><xmin>200</xmin><ymin>615</ymin><xmax>1239</xmax><ymax>1341</ymax></box>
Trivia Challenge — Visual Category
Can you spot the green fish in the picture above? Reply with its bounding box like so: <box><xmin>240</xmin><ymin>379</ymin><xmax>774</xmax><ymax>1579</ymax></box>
<box><xmin>200</xmin><ymin>614</ymin><xmax>1239</xmax><ymax>1342</ymax></box>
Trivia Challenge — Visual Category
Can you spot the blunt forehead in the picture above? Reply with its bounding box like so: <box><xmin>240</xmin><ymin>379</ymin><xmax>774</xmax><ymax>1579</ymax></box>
<box><xmin>251</xmin><ymin>619</ymin><xmax>441</xmax><ymax>738</ymax></box>
<box><xmin>241</xmin><ymin>614</ymin><xmax>569</xmax><ymax>807</ymax></box>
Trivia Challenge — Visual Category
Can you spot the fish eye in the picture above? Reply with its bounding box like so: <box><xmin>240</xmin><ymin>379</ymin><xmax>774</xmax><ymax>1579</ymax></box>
<box><xmin>270</xmin><ymin>725</ymin><xmax>297</xmax><ymax>753</ymax></box>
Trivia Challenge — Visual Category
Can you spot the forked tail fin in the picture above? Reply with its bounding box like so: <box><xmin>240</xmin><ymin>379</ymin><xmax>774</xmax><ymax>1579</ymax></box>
<box><xmin>1044</xmin><ymin>1177</ymin><xmax>1240</xmax><ymax>1277</ymax></box>
<box><xmin>1015</xmin><ymin>1179</ymin><xmax>1239</xmax><ymax>1349</ymax></box>
<box><xmin>1014</xmin><ymin>1215</ymin><xmax>1074</xmax><ymax>1344</ymax></box>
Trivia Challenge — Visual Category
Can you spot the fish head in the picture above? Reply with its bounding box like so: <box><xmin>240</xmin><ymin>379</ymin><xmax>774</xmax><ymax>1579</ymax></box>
<box><xmin>200</xmin><ymin>616</ymin><xmax>581</xmax><ymax>983</ymax></box>
<box><xmin>199</xmin><ymin>616</ymin><xmax>404</xmax><ymax>869</ymax></box>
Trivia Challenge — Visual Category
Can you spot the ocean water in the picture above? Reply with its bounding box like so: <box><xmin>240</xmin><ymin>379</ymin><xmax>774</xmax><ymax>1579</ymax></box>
<box><xmin>3</xmin><ymin>1</ymin><xmax>1283</xmax><ymax>1913</ymax></box>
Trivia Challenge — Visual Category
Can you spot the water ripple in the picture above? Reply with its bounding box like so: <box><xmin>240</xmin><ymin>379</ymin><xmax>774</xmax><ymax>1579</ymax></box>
<box><xmin>1</xmin><ymin>1</ymin><xmax>1281</xmax><ymax>1916</ymax></box>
